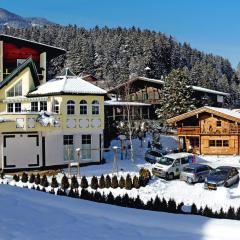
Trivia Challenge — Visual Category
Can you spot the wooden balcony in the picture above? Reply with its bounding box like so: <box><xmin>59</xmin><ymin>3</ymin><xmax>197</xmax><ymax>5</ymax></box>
<box><xmin>177</xmin><ymin>127</ymin><xmax>200</xmax><ymax>135</ymax></box>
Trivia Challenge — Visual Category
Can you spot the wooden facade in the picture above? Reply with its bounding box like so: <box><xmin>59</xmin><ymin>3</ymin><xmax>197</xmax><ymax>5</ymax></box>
<box><xmin>167</xmin><ymin>107</ymin><xmax>240</xmax><ymax>155</ymax></box>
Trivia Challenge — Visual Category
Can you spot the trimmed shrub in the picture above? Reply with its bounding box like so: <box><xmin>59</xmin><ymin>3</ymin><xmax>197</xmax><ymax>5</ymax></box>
<box><xmin>161</xmin><ymin>198</ymin><xmax>168</xmax><ymax>211</ymax></box>
<box><xmin>29</xmin><ymin>173</ymin><xmax>35</xmax><ymax>184</ymax></box>
<box><xmin>134</xmin><ymin>195</ymin><xmax>143</xmax><ymax>209</ymax></box>
<box><xmin>203</xmin><ymin>206</ymin><xmax>213</xmax><ymax>217</ymax></box>
<box><xmin>91</xmin><ymin>176</ymin><xmax>99</xmax><ymax>190</ymax></box>
<box><xmin>122</xmin><ymin>193</ymin><xmax>130</xmax><ymax>207</ymax></box>
<box><xmin>191</xmin><ymin>203</ymin><xmax>198</xmax><ymax>215</ymax></box>
<box><xmin>146</xmin><ymin>198</ymin><xmax>153</xmax><ymax>210</ymax></box>
<box><xmin>49</xmin><ymin>188</ymin><xmax>55</xmax><ymax>194</ymax></box>
<box><xmin>36</xmin><ymin>185</ymin><xmax>40</xmax><ymax>191</ymax></box>
<box><xmin>34</xmin><ymin>173</ymin><xmax>41</xmax><ymax>185</ymax></box>
<box><xmin>115</xmin><ymin>195</ymin><xmax>122</xmax><ymax>206</ymax></box>
<box><xmin>42</xmin><ymin>187</ymin><xmax>46</xmax><ymax>192</ymax></box>
<box><xmin>236</xmin><ymin>207</ymin><xmax>240</xmax><ymax>220</ymax></box>
<box><xmin>94</xmin><ymin>191</ymin><xmax>103</xmax><ymax>202</ymax></box>
<box><xmin>218</xmin><ymin>208</ymin><xmax>226</xmax><ymax>219</ymax></box>
<box><xmin>99</xmin><ymin>174</ymin><xmax>105</xmax><ymax>189</ymax></box>
<box><xmin>71</xmin><ymin>175</ymin><xmax>79</xmax><ymax>189</ymax></box>
<box><xmin>168</xmin><ymin>199</ymin><xmax>177</xmax><ymax>213</ymax></box>
<box><xmin>40</xmin><ymin>175</ymin><xmax>49</xmax><ymax>188</ymax></box>
<box><xmin>105</xmin><ymin>175</ymin><xmax>111</xmax><ymax>188</ymax></box>
<box><xmin>61</xmin><ymin>174</ymin><xmax>69</xmax><ymax>191</ymax></box>
<box><xmin>125</xmin><ymin>174</ymin><xmax>132</xmax><ymax>190</ymax></box>
<box><xmin>0</xmin><ymin>171</ymin><xmax>5</xmax><ymax>179</ymax></box>
<box><xmin>68</xmin><ymin>188</ymin><xmax>76</xmax><ymax>198</ymax></box>
<box><xmin>133</xmin><ymin>176</ymin><xmax>140</xmax><ymax>189</ymax></box>
<box><xmin>31</xmin><ymin>185</ymin><xmax>36</xmax><ymax>190</ymax></box>
<box><xmin>51</xmin><ymin>176</ymin><xmax>59</xmax><ymax>188</ymax></box>
<box><xmin>227</xmin><ymin>207</ymin><xmax>236</xmax><ymax>220</ymax></box>
<box><xmin>107</xmin><ymin>192</ymin><xmax>114</xmax><ymax>204</ymax></box>
<box><xmin>111</xmin><ymin>175</ymin><xmax>118</xmax><ymax>189</ymax></box>
<box><xmin>21</xmin><ymin>172</ymin><xmax>28</xmax><ymax>183</ymax></box>
<box><xmin>80</xmin><ymin>176</ymin><xmax>88</xmax><ymax>188</ymax></box>
<box><xmin>153</xmin><ymin>196</ymin><xmax>161</xmax><ymax>211</ymax></box>
<box><xmin>118</xmin><ymin>176</ymin><xmax>125</xmax><ymax>189</ymax></box>
<box><xmin>13</xmin><ymin>174</ymin><xmax>20</xmax><ymax>182</ymax></box>
<box><xmin>177</xmin><ymin>202</ymin><xmax>184</xmax><ymax>213</ymax></box>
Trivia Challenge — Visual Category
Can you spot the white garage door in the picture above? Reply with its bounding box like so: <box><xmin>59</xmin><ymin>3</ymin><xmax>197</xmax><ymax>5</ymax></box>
<box><xmin>3</xmin><ymin>134</ymin><xmax>40</xmax><ymax>169</ymax></box>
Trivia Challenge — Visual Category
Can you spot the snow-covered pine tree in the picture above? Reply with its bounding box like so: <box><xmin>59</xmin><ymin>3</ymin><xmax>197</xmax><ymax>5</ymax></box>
<box><xmin>156</xmin><ymin>68</ymin><xmax>196</xmax><ymax>123</ymax></box>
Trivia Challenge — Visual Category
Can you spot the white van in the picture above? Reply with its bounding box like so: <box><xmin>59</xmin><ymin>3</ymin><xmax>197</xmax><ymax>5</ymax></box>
<box><xmin>152</xmin><ymin>152</ymin><xmax>192</xmax><ymax>180</ymax></box>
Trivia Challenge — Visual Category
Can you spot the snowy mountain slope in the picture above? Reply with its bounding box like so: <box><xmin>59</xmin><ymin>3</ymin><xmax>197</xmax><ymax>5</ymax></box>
<box><xmin>0</xmin><ymin>184</ymin><xmax>240</xmax><ymax>240</ymax></box>
<box><xmin>0</xmin><ymin>8</ymin><xmax>54</xmax><ymax>28</ymax></box>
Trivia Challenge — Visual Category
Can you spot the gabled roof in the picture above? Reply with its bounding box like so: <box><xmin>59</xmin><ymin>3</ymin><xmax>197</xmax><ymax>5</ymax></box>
<box><xmin>108</xmin><ymin>76</ymin><xmax>229</xmax><ymax>96</ymax></box>
<box><xmin>28</xmin><ymin>71</ymin><xmax>107</xmax><ymax>96</ymax></box>
<box><xmin>0</xmin><ymin>57</ymin><xmax>40</xmax><ymax>89</ymax></box>
<box><xmin>167</xmin><ymin>106</ymin><xmax>240</xmax><ymax>124</ymax></box>
<box><xmin>0</xmin><ymin>34</ymin><xmax>66</xmax><ymax>59</ymax></box>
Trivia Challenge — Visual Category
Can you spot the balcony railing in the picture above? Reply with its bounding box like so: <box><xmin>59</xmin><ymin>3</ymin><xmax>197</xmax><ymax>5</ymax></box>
<box><xmin>177</xmin><ymin>127</ymin><xmax>200</xmax><ymax>135</ymax></box>
<box><xmin>178</xmin><ymin>126</ymin><xmax>240</xmax><ymax>135</ymax></box>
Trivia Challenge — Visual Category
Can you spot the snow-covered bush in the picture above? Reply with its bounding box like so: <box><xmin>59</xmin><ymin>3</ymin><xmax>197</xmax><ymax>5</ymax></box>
<box><xmin>13</xmin><ymin>174</ymin><xmax>20</xmax><ymax>182</ymax></box>
<box><xmin>61</xmin><ymin>174</ymin><xmax>69</xmax><ymax>191</ymax></box>
<box><xmin>118</xmin><ymin>176</ymin><xmax>125</xmax><ymax>189</ymax></box>
<box><xmin>105</xmin><ymin>175</ymin><xmax>111</xmax><ymax>188</ymax></box>
<box><xmin>99</xmin><ymin>175</ymin><xmax>105</xmax><ymax>189</ymax></box>
<box><xmin>125</xmin><ymin>174</ymin><xmax>132</xmax><ymax>190</ymax></box>
<box><xmin>34</xmin><ymin>174</ymin><xmax>41</xmax><ymax>185</ymax></box>
<box><xmin>29</xmin><ymin>173</ymin><xmax>35</xmax><ymax>183</ymax></box>
<box><xmin>51</xmin><ymin>176</ymin><xmax>59</xmax><ymax>188</ymax></box>
<box><xmin>132</xmin><ymin>176</ymin><xmax>140</xmax><ymax>189</ymax></box>
<box><xmin>21</xmin><ymin>172</ymin><xmax>28</xmax><ymax>183</ymax></box>
<box><xmin>40</xmin><ymin>175</ymin><xmax>49</xmax><ymax>187</ymax></box>
<box><xmin>71</xmin><ymin>175</ymin><xmax>79</xmax><ymax>189</ymax></box>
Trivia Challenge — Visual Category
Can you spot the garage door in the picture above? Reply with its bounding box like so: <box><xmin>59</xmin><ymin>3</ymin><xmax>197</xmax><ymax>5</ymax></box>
<box><xmin>3</xmin><ymin>134</ymin><xmax>40</xmax><ymax>169</ymax></box>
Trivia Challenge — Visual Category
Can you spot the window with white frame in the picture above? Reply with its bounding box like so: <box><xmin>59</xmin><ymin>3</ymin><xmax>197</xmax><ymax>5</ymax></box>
<box><xmin>80</xmin><ymin>100</ymin><xmax>87</xmax><ymax>115</ymax></box>
<box><xmin>63</xmin><ymin>135</ymin><xmax>74</xmax><ymax>161</ymax></box>
<box><xmin>67</xmin><ymin>100</ymin><xmax>75</xmax><ymax>115</ymax></box>
<box><xmin>6</xmin><ymin>80</ymin><xmax>22</xmax><ymax>97</ymax></box>
<box><xmin>53</xmin><ymin>100</ymin><xmax>60</xmax><ymax>114</ymax></box>
<box><xmin>82</xmin><ymin>134</ymin><xmax>91</xmax><ymax>160</ymax></box>
<box><xmin>92</xmin><ymin>100</ymin><xmax>99</xmax><ymax>115</ymax></box>
<box><xmin>7</xmin><ymin>102</ymin><xmax>21</xmax><ymax>113</ymax></box>
<box><xmin>30</xmin><ymin>101</ymin><xmax>47</xmax><ymax>112</ymax></box>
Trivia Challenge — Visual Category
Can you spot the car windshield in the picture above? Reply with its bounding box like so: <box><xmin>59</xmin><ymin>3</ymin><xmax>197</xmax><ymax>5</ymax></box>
<box><xmin>183</xmin><ymin>167</ymin><xmax>195</xmax><ymax>173</ymax></box>
<box><xmin>212</xmin><ymin>168</ymin><xmax>228</xmax><ymax>176</ymax></box>
<box><xmin>158</xmin><ymin>157</ymin><xmax>174</xmax><ymax>166</ymax></box>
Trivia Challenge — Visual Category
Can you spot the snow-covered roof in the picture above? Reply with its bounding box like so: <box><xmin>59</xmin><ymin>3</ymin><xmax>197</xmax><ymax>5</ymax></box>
<box><xmin>167</xmin><ymin>106</ymin><xmax>240</xmax><ymax>124</ymax></box>
<box><xmin>191</xmin><ymin>86</ymin><xmax>229</xmax><ymax>96</ymax></box>
<box><xmin>29</xmin><ymin>75</ymin><xmax>107</xmax><ymax>96</ymax></box>
<box><xmin>104</xmin><ymin>100</ymin><xmax>151</xmax><ymax>106</ymax></box>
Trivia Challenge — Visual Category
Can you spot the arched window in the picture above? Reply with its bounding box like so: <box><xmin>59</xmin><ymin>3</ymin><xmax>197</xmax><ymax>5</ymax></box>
<box><xmin>67</xmin><ymin>100</ymin><xmax>75</xmax><ymax>115</ymax></box>
<box><xmin>92</xmin><ymin>100</ymin><xmax>99</xmax><ymax>115</ymax></box>
<box><xmin>80</xmin><ymin>100</ymin><xmax>88</xmax><ymax>115</ymax></box>
<box><xmin>53</xmin><ymin>100</ymin><xmax>60</xmax><ymax>114</ymax></box>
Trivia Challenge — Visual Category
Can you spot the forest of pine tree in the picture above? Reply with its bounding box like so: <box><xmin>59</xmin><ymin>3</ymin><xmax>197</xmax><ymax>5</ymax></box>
<box><xmin>1</xmin><ymin>25</ymin><xmax>240</xmax><ymax>103</ymax></box>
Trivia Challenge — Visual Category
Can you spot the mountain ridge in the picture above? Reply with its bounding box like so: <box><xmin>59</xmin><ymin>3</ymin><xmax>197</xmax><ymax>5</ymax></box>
<box><xmin>0</xmin><ymin>8</ymin><xmax>55</xmax><ymax>28</ymax></box>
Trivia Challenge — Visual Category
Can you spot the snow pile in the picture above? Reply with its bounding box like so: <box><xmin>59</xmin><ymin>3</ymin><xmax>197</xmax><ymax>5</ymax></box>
<box><xmin>0</xmin><ymin>184</ymin><xmax>240</xmax><ymax>240</ymax></box>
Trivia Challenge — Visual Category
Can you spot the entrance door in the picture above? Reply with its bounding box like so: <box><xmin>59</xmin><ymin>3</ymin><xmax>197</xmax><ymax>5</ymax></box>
<box><xmin>189</xmin><ymin>137</ymin><xmax>200</xmax><ymax>154</ymax></box>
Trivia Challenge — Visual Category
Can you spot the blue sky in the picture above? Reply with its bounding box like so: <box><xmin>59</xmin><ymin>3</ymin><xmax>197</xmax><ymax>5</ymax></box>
<box><xmin>1</xmin><ymin>0</ymin><xmax>240</xmax><ymax>68</ymax></box>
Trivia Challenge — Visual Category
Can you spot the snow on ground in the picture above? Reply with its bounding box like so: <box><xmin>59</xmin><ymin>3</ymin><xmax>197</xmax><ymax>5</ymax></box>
<box><xmin>69</xmin><ymin>134</ymin><xmax>240</xmax><ymax>212</ymax></box>
<box><xmin>1</xmin><ymin>184</ymin><xmax>240</xmax><ymax>240</ymax></box>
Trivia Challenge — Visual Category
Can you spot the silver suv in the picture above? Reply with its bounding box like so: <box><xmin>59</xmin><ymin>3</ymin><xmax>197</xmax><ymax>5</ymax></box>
<box><xmin>144</xmin><ymin>149</ymin><xmax>167</xmax><ymax>164</ymax></box>
<box><xmin>180</xmin><ymin>164</ymin><xmax>212</xmax><ymax>184</ymax></box>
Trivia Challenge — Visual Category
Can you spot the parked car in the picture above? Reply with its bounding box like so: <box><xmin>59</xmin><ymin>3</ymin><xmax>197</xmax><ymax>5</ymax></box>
<box><xmin>152</xmin><ymin>152</ymin><xmax>192</xmax><ymax>180</ymax></box>
<box><xmin>145</xmin><ymin>149</ymin><xmax>167</xmax><ymax>164</ymax></box>
<box><xmin>180</xmin><ymin>164</ymin><xmax>212</xmax><ymax>184</ymax></box>
<box><xmin>204</xmin><ymin>166</ymin><xmax>239</xmax><ymax>190</ymax></box>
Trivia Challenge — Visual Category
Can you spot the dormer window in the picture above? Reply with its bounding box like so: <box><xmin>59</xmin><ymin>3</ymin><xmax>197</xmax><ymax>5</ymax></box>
<box><xmin>7</xmin><ymin>80</ymin><xmax>22</xmax><ymax>97</ymax></box>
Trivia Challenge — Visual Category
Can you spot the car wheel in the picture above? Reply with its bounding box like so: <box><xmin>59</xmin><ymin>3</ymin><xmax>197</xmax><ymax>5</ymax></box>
<box><xmin>166</xmin><ymin>173</ymin><xmax>174</xmax><ymax>180</ymax></box>
<box><xmin>224</xmin><ymin>181</ymin><xmax>229</xmax><ymax>188</ymax></box>
<box><xmin>187</xmin><ymin>177</ymin><xmax>193</xmax><ymax>184</ymax></box>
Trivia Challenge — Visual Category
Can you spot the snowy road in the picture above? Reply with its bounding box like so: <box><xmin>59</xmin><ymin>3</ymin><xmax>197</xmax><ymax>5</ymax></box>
<box><xmin>0</xmin><ymin>184</ymin><xmax>240</xmax><ymax>240</ymax></box>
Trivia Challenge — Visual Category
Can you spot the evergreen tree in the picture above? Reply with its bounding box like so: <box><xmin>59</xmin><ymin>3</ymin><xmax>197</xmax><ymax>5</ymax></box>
<box><xmin>191</xmin><ymin>203</ymin><xmax>198</xmax><ymax>215</ymax></box>
<box><xmin>111</xmin><ymin>175</ymin><xmax>118</xmax><ymax>189</ymax></box>
<box><xmin>105</xmin><ymin>175</ymin><xmax>111</xmax><ymax>188</ymax></box>
<box><xmin>156</xmin><ymin>69</ymin><xmax>196</xmax><ymax>123</ymax></box>
<box><xmin>91</xmin><ymin>176</ymin><xmax>99</xmax><ymax>190</ymax></box>
<box><xmin>71</xmin><ymin>175</ymin><xmax>79</xmax><ymax>189</ymax></box>
<box><xmin>168</xmin><ymin>199</ymin><xmax>177</xmax><ymax>213</ymax></box>
<box><xmin>40</xmin><ymin>175</ymin><xmax>49</xmax><ymax>188</ymax></box>
<box><xmin>51</xmin><ymin>176</ymin><xmax>59</xmax><ymax>188</ymax></box>
<box><xmin>13</xmin><ymin>174</ymin><xmax>19</xmax><ymax>182</ymax></box>
<box><xmin>99</xmin><ymin>174</ymin><xmax>106</xmax><ymax>189</ymax></box>
<box><xmin>125</xmin><ymin>174</ymin><xmax>132</xmax><ymax>190</ymax></box>
<box><xmin>29</xmin><ymin>173</ymin><xmax>35</xmax><ymax>184</ymax></box>
<box><xmin>107</xmin><ymin>192</ymin><xmax>115</xmax><ymax>204</ymax></box>
<box><xmin>34</xmin><ymin>173</ymin><xmax>41</xmax><ymax>185</ymax></box>
<box><xmin>227</xmin><ymin>207</ymin><xmax>236</xmax><ymax>220</ymax></box>
<box><xmin>118</xmin><ymin>176</ymin><xmax>125</xmax><ymax>189</ymax></box>
<box><xmin>132</xmin><ymin>176</ymin><xmax>140</xmax><ymax>189</ymax></box>
<box><xmin>153</xmin><ymin>196</ymin><xmax>162</xmax><ymax>211</ymax></box>
<box><xmin>61</xmin><ymin>174</ymin><xmax>70</xmax><ymax>191</ymax></box>
<box><xmin>80</xmin><ymin>176</ymin><xmax>88</xmax><ymax>188</ymax></box>
<box><xmin>21</xmin><ymin>172</ymin><xmax>28</xmax><ymax>183</ymax></box>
